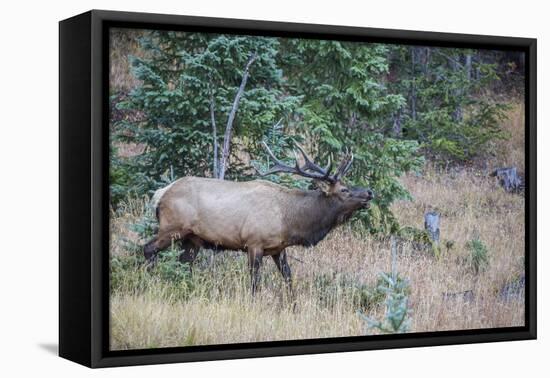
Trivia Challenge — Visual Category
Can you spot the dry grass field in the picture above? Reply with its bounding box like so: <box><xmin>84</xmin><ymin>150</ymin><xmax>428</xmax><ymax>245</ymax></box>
<box><xmin>109</xmin><ymin>104</ymin><xmax>525</xmax><ymax>350</ymax></box>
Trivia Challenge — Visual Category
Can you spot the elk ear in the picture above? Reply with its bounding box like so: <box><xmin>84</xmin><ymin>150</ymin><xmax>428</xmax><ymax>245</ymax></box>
<box><xmin>313</xmin><ymin>180</ymin><xmax>333</xmax><ymax>194</ymax></box>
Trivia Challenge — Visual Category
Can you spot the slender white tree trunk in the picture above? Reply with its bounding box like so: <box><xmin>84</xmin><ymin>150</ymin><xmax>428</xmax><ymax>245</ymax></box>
<box><xmin>218</xmin><ymin>52</ymin><xmax>257</xmax><ymax>180</ymax></box>
<box><xmin>210</xmin><ymin>92</ymin><xmax>219</xmax><ymax>178</ymax></box>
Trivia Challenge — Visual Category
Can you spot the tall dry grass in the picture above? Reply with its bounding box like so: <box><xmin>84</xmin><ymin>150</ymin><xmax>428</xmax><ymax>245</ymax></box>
<box><xmin>109</xmin><ymin>104</ymin><xmax>525</xmax><ymax>350</ymax></box>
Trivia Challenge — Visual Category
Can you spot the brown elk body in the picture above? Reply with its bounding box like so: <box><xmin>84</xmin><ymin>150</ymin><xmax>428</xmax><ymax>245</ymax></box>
<box><xmin>144</xmin><ymin>144</ymin><xmax>373</xmax><ymax>294</ymax></box>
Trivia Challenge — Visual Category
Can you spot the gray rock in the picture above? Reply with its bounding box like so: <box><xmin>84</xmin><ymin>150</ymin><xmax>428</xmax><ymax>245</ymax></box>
<box><xmin>491</xmin><ymin>167</ymin><xmax>523</xmax><ymax>193</ymax></box>
<box><xmin>499</xmin><ymin>275</ymin><xmax>525</xmax><ymax>302</ymax></box>
<box><xmin>424</xmin><ymin>212</ymin><xmax>440</xmax><ymax>244</ymax></box>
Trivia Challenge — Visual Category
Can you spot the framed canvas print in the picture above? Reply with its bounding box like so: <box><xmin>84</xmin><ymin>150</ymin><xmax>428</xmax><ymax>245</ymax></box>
<box><xmin>59</xmin><ymin>10</ymin><xmax>536</xmax><ymax>368</ymax></box>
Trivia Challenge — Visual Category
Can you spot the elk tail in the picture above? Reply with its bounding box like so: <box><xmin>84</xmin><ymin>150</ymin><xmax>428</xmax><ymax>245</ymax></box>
<box><xmin>150</xmin><ymin>181</ymin><xmax>176</xmax><ymax>219</ymax></box>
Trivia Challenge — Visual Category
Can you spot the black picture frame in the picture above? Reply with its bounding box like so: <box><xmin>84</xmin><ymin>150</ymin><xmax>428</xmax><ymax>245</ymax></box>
<box><xmin>59</xmin><ymin>9</ymin><xmax>537</xmax><ymax>368</ymax></box>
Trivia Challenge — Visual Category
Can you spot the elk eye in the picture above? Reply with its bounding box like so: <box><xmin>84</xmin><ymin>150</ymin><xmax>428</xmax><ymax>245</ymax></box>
<box><xmin>340</xmin><ymin>188</ymin><xmax>349</xmax><ymax>193</ymax></box>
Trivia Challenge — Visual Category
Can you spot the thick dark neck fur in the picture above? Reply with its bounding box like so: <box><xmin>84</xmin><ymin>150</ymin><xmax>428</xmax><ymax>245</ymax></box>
<box><xmin>282</xmin><ymin>190</ymin><xmax>353</xmax><ymax>247</ymax></box>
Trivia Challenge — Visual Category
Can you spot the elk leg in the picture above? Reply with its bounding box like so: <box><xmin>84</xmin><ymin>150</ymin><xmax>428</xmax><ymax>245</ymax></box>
<box><xmin>248</xmin><ymin>247</ymin><xmax>264</xmax><ymax>296</ymax></box>
<box><xmin>178</xmin><ymin>240</ymin><xmax>199</xmax><ymax>272</ymax></box>
<box><xmin>272</xmin><ymin>251</ymin><xmax>294</xmax><ymax>300</ymax></box>
<box><xmin>143</xmin><ymin>229</ymin><xmax>181</xmax><ymax>263</ymax></box>
<box><xmin>143</xmin><ymin>235</ymin><xmax>171</xmax><ymax>263</ymax></box>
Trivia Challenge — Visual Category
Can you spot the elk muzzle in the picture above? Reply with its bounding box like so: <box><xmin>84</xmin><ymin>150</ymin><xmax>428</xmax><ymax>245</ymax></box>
<box><xmin>352</xmin><ymin>187</ymin><xmax>374</xmax><ymax>208</ymax></box>
<box><xmin>144</xmin><ymin>240</ymin><xmax>157</xmax><ymax>261</ymax></box>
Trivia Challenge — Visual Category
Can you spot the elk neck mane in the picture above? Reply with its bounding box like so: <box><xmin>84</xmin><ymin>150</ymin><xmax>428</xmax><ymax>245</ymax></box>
<box><xmin>281</xmin><ymin>189</ymin><xmax>352</xmax><ymax>247</ymax></box>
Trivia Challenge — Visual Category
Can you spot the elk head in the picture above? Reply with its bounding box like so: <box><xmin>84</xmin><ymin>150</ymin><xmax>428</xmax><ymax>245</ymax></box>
<box><xmin>259</xmin><ymin>142</ymin><xmax>374</xmax><ymax>211</ymax></box>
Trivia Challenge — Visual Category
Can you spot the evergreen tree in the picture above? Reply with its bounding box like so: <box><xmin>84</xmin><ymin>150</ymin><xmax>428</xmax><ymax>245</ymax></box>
<box><xmin>387</xmin><ymin>46</ymin><xmax>509</xmax><ymax>162</ymax></box>
<box><xmin>113</xmin><ymin>31</ymin><xmax>299</xmax><ymax>198</ymax></box>
<box><xmin>278</xmin><ymin>40</ymin><xmax>424</xmax><ymax>233</ymax></box>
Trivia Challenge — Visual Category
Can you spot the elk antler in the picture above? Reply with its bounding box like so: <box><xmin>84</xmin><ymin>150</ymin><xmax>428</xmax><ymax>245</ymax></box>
<box><xmin>333</xmin><ymin>148</ymin><xmax>354</xmax><ymax>181</ymax></box>
<box><xmin>259</xmin><ymin>141</ymin><xmax>353</xmax><ymax>183</ymax></box>
<box><xmin>294</xmin><ymin>144</ymin><xmax>333</xmax><ymax>178</ymax></box>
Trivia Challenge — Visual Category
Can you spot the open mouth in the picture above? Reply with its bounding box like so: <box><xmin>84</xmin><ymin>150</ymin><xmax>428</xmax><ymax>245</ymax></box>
<box><xmin>361</xmin><ymin>200</ymin><xmax>371</xmax><ymax>208</ymax></box>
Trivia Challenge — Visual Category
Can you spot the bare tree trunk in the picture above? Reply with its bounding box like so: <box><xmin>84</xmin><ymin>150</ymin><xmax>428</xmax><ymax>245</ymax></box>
<box><xmin>390</xmin><ymin>235</ymin><xmax>398</xmax><ymax>280</ymax></box>
<box><xmin>450</xmin><ymin>55</ymin><xmax>463</xmax><ymax>122</ymax></box>
<box><xmin>423</xmin><ymin>47</ymin><xmax>430</xmax><ymax>75</ymax></box>
<box><xmin>210</xmin><ymin>92</ymin><xmax>219</xmax><ymax>178</ymax></box>
<box><xmin>474</xmin><ymin>51</ymin><xmax>481</xmax><ymax>81</ymax></box>
<box><xmin>465</xmin><ymin>53</ymin><xmax>472</xmax><ymax>82</ymax></box>
<box><xmin>218</xmin><ymin>52</ymin><xmax>257</xmax><ymax>180</ymax></box>
<box><xmin>410</xmin><ymin>47</ymin><xmax>417</xmax><ymax>121</ymax></box>
<box><xmin>392</xmin><ymin>109</ymin><xmax>402</xmax><ymax>137</ymax></box>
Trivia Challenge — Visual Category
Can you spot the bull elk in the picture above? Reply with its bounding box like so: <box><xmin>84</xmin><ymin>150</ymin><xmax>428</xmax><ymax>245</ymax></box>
<box><xmin>144</xmin><ymin>142</ymin><xmax>374</xmax><ymax>295</ymax></box>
